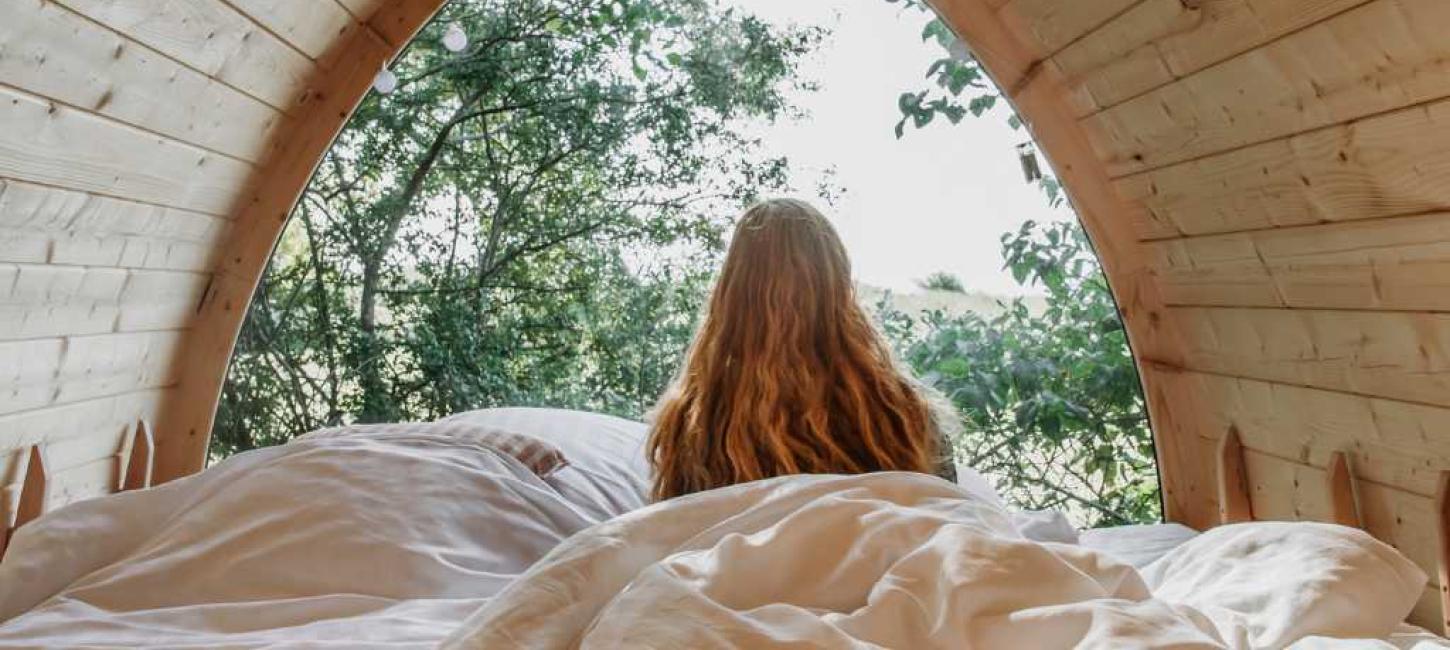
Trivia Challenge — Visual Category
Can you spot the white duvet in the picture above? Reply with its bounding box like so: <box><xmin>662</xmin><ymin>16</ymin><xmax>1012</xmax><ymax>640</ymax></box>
<box><xmin>444</xmin><ymin>471</ymin><xmax>1437</xmax><ymax>649</ymax></box>
<box><xmin>0</xmin><ymin>417</ymin><xmax>1444</xmax><ymax>649</ymax></box>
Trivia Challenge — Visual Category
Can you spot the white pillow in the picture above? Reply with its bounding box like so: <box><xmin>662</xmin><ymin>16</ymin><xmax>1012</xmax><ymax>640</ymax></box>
<box><xmin>1141</xmin><ymin>522</ymin><xmax>1427</xmax><ymax>647</ymax></box>
<box><xmin>439</xmin><ymin>408</ymin><xmax>652</xmax><ymax>519</ymax></box>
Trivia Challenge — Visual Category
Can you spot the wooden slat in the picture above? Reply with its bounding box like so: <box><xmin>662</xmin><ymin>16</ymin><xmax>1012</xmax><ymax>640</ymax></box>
<box><xmin>0</xmin><ymin>331</ymin><xmax>183</xmax><ymax>416</ymax></box>
<box><xmin>2</xmin><ymin>0</ymin><xmax>282</xmax><ymax>162</ymax></box>
<box><xmin>0</xmin><ymin>179</ymin><xmax>230</xmax><ymax>267</ymax></box>
<box><xmin>995</xmin><ymin>0</ymin><xmax>1141</xmax><ymax>60</ymax></box>
<box><xmin>1150</xmin><ymin>212</ymin><xmax>1450</xmax><ymax>311</ymax></box>
<box><xmin>226</xmin><ymin>0</ymin><xmax>356</xmax><ymax>60</ymax></box>
<box><xmin>48</xmin><ymin>455</ymin><xmax>118</xmax><ymax>510</ymax></box>
<box><xmin>367</xmin><ymin>0</ymin><xmax>448</xmax><ymax>50</ymax></box>
<box><xmin>1436</xmin><ymin>471</ymin><xmax>1450</xmax><ymax>635</ymax></box>
<box><xmin>14</xmin><ymin>446</ymin><xmax>50</xmax><ymax>528</ymax></box>
<box><xmin>53</xmin><ymin>0</ymin><xmax>315</xmax><ymax>110</ymax></box>
<box><xmin>0</xmin><ymin>389</ymin><xmax>163</xmax><ymax>454</ymax></box>
<box><xmin>1162</xmin><ymin>307</ymin><xmax>1450</xmax><ymax>409</ymax></box>
<box><xmin>1053</xmin><ymin>0</ymin><xmax>1374</xmax><ymax>118</ymax></box>
<box><xmin>1328</xmin><ymin>450</ymin><xmax>1362</xmax><ymax>527</ymax></box>
<box><xmin>1116</xmin><ymin>95</ymin><xmax>1450</xmax><ymax>240</ymax></box>
<box><xmin>1217</xmin><ymin>424</ymin><xmax>1253</xmax><ymax>523</ymax></box>
<box><xmin>332</xmin><ymin>0</ymin><xmax>388</xmax><ymax>20</ymax></box>
<box><xmin>0</xmin><ymin>86</ymin><xmax>253</xmax><ymax>216</ymax></box>
<box><xmin>1085</xmin><ymin>0</ymin><xmax>1450</xmax><ymax>177</ymax></box>
<box><xmin>1149</xmin><ymin>367</ymin><xmax>1450</xmax><ymax>499</ymax></box>
<box><xmin>0</xmin><ymin>264</ymin><xmax>210</xmax><ymax>340</ymax></box>
<box><xmin>122</xmin><ymin>419</ymin><xmax>155</xmax><ymax>491</ymax></box>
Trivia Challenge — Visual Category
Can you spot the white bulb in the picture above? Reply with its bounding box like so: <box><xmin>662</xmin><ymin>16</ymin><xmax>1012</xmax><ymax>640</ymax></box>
<box><xmin>373</xmin><ymin>69</ymin><xmax>398</xmax><ymax>95</ymax></box>
<box><xmin>442</xmin><ymin>23</ymin><xmax>468</xmax><ymax>53</ymax></box>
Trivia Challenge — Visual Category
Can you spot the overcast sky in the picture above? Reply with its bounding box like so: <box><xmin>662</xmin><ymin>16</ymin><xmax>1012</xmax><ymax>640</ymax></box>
<box><xmin>727</xmin><ymin>0</ymin><xmax>1075</xmax><ymax>295</ymax></box>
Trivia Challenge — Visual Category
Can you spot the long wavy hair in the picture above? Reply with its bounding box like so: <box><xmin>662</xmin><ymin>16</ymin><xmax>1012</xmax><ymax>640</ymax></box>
<box><xmin>646</xmin><ymin>198</ymin><xmax>957</xmax><ymax>501</ymax></box>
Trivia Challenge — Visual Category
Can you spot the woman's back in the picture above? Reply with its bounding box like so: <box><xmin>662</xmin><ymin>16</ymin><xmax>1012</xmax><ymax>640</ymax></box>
<box><xmin>647</xmin><ymin>199</ymin><xmax>957</xmax><ymax>501</ymax></box>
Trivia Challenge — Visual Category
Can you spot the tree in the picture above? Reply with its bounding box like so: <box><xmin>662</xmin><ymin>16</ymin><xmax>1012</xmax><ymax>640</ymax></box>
<box><xmin>917</xmin><ymin>271</ymin><xmax>966</xmax><ymax>293</ymax></box>
<box><xmin>882</xmin><ymin>1</ymin><xmax>1156</xmax><ymax>526</ymax></box>
<box><xmin>216</xmin><ymin>0</ymin><xmax>821</xmax><ymax>455</ymax></box>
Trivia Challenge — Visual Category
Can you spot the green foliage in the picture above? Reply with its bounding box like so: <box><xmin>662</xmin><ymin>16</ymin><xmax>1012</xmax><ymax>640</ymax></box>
<box><xmin>881</xmin><ymin>223</ymin><xmax>1158</xmax><ymax>527</ymax></box>
<box><xmin>883</xmin><ymin>0</ymin><xmax>1157</xmax><ymax>526</ymax></box>
<box><xmin>215</xmin><ymin>0</ymin><xmax>821</xmax><ymax>455</ymax></box>
<box><xmin>917</xmin><ymin>271</ymin><xmax>966</xmax><ymax>293</ymax></box>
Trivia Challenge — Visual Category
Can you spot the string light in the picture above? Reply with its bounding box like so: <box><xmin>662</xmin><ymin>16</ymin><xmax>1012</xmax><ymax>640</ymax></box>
<box><xmin>443</xmin><ymin>22</ymin><xmax>468</xmax><ymax>53</ymax></box>
<box><xmin>373</xmin><ymin>69</ymin><xmax>398</xmax><ymax>95</ymax></box>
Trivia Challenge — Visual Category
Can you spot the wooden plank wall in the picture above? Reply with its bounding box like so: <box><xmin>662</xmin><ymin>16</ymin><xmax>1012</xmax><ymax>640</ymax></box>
<box><xmin>0</xmin><ymin>0</ymin><xmax>436</xmax><ymax>529</ymax></box>
<box><xmin>935</xmin><ymin>0</ymin><xmax>1450</xmax><ymax>630</ymax></box>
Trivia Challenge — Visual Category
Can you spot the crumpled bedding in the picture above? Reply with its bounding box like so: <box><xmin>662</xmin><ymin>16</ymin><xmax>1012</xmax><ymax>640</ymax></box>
<box><xmin>0</xmin><ymin>419</ymin><xmax>1444</xmax><ymax>649</ymax></box>
<box><xmin>0</xmin><ymin>421</ymin><xmax>601</xmax><ymax>648</ymax></box>
<box><xmin>443</xmin><ymin>472</ymin><xmax>1436</xmax><ymax>650</ymax></box>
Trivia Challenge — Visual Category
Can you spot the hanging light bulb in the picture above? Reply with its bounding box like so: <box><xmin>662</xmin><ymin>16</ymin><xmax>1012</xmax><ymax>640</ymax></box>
<box><xmin>373</xmin><ymin>68</ymin><xmax>398</xmax><ymax>95</ymax></box>
<box><xmin>442</xmin><ymin>22</ymin><xmax>468</xmax><ymax>53</ymax></box>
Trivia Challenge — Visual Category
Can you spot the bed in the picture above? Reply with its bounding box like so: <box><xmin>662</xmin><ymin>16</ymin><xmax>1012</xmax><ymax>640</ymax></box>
<box><xmin>0</xmin><ymin>409</ymin><xmax>1444</xmax><ymax>648</ymax></box>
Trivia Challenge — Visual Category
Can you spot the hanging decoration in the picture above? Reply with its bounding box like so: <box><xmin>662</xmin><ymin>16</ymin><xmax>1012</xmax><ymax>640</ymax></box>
<box><xmin>373</xmin><ymin>69</ymin><xmax>398</xmax><ymax>95</ymax></box>
<box><xmin>443</xmin><ymin>22</ymin><xmax>469</xmax><ymax>53</ymax></box>
<box><xmin>1017</xmin><ymin>141</ymin><xmax>1043</xmax><ymax>183</ymax></box>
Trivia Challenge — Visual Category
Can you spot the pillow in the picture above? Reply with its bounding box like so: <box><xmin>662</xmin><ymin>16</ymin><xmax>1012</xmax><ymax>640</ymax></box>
<box><xmin>1141</xmin><ymin>522</ymin><xmax>1427</xmax><ymax>647</ymax></box>
<box><xmin>302</xmin><ymin>421</ymin><xmax>569</xmax><ymax>477</ymax></box>
<box><xmin>438</xmin><ymin>408</ymin><xmax>651</xmax><ymax>519</ymax></box>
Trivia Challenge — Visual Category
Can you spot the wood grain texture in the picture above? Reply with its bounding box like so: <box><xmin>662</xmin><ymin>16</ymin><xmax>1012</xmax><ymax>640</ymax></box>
<box><xmin>0</xmin><ymin>86</ymin><xmax>253</xmax><ymax>216</ymax></box>
<box><xmin>1085</xmin><ymin>0</ymin><xmax>1450</xmax><ymax>177</ymax></box>
<box><xmin>1328</xmin><ymin>451</ymin><xmax>1362</xmax><ymax>527</ymax></box>
<box><xmin>1161</xmin><ymin>306</ymin><xmax>1450</xmax><ymax>410</ymax></box>
<box><xmin>1438</xmin><ymin>471</ymin><xmax>1450</xmax><ymax>634</ymax></box>
<box><xmin>1218</xmin><ymin>424</ymin><xmax>1254</xmax><ymax>523</ymax></box>
<box><xmin>995</xmin><ymin>0</ymin><xmax>1141</xmax><ymax>60</ymax></box>
<box><xmin>121</xmin><ymin>419</ymin><xmax>154</xmax><ymax>491</ymax></box>
<box><xmin>1149</xmin><ymin>211</ymin><xmax>1450</xmax><ymax>311</ymax></box>
<box><xmin>1</xmin><ymin>0</ymin><xmax>282</xmax><ymax>162</ymax></box>
<box><xmin>226</xmin><ymin>0</ymin><xmax>356</xmax><ymax>59</ymax></box>
<box><xmin>1149</xmin><ymin>366</ymin><xmax>1450</xmax><ymax>499</ymax></box>
<box><xmin>1116</xmin><ymin>96</ymin><xmax>1450</xmax><ymax>240</ymax></box>
<box><xmin>52</xmin><ymin>0</ymin><xmax>315</xmax><ymax>110</ymax></box>
<box><xmin>1053</xmin><ymin>0</ymin><xmax>1374</xmax><ymax>118</ymax></box>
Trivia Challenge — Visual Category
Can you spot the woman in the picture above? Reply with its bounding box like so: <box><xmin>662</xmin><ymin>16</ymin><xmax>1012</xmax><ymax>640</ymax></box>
<box><xmin>646</xmin><ymin>198</ymin><xmax>960</xmax><ymax>501</ymax></box>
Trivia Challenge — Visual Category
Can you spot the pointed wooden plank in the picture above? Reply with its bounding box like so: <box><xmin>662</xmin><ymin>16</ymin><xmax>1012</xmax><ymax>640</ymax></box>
<box><xmin>1328</xmin><ymin>451</ymin><xmax>1362</xmax><ymax>528</ymax></box>
<box><xmin>1218</xmin><ymin>425</ymin><xmax>1253</xmax><ymax>524</ymax></box>
<box><xmin>1437</xmin><ymin>471</ymin><xmax>1450</xmax><ymax>636</ymax></box>
<box><xmin>122</xmin><ymin>419</ymin><xmax>155</xmax><ymax>491</ymax></box>
<box><xmin>14</xmin><ymin>446</ymin><xmax>51</xmax><ymax>528</ymax></box>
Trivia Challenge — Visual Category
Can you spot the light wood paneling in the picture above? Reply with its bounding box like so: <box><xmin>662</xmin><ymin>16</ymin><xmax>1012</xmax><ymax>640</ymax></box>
<box><xmin>0</xmin><ymin>264</ymin><xmax>209</xmax><ymax>340</ymax></box>
<box><xmin>1053</xmin><ymin>0</ymin><xmax>1374</xmax><ymax>118</ymax></box>
<box><xmin>996</xmin><ymin>0</ymin><xmax>1141</xmax><ymax>60</ymax></box>
<box><xmin>1116</xmin><ymin>96</ymin><xmax>1450</xmax><ymax>240</ymax></box>
<box><xmin>0</xmin><ymin>86</ymin><xmax>253</xmax><ymax>216</ymax></box>
<box><xmin>1150</xmin><ymin>212</ymin><xmax>1450</xmax><ymax>311</ymax></box>
<box><xmin>1150</xmin><ymin>367</ymin><xmax>1450</xmax><ymax>500</ymax></box>
<box><xmin>1085</xmin><ymin>0</ymin><xmax>1450</xmax><ymax>177</ymax></box>
<box><xmin>0</xmin><ymin>331</ymin><xmax>183</xmax><ymax>416</ymax></box>
<box><xmin>227</xmin><ymin>0</ymin><xmax>356</xmax><ymax>60</ymax></box>
<box><xmin>1162</xmin><ymin>306</ymin><xmax>1450</xmax><ymax>409</ymax></box>
<box><xmin>54</xmin><ymin>0</ymin><xmax>314</xmax><ymax>110</ymax></box>
<box><xmin>1</xmin><ymin>0</ymin><xmax>282</xmax><ymax>162</ymax></box>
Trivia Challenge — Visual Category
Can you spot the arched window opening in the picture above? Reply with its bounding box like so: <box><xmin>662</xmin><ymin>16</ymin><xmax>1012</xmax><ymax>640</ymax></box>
<box><xmin>218</xmin><ymin>0</ymin><xmax>1156</xmax><ymax>528</ymax></box>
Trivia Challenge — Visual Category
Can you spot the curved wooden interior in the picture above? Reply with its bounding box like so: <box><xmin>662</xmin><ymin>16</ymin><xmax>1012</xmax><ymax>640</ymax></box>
<box><xmin>3</xmin><ymin>0</ymin><xmax>1450</xmax><ymax>630</ymax></box>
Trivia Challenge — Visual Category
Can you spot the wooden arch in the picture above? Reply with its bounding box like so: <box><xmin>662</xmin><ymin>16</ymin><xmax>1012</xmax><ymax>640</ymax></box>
<box><xmin>2</xmin><ymin>0</ymin><xmax>1450</xmax><ymax>628</ymax></box>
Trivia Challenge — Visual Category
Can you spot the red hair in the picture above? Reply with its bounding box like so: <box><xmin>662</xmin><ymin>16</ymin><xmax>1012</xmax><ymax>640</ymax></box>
<box><xmin>646</xmin><ymin>198</ymin><xmax>956</xmax><ymax>501</ymax></box>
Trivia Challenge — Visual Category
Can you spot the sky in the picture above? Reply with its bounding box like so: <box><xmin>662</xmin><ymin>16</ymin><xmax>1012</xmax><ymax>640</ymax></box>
<box><xmin>726</xmin><ymin>0</ymin><xmax>1075</xmax><ymax>295</ymax></box>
